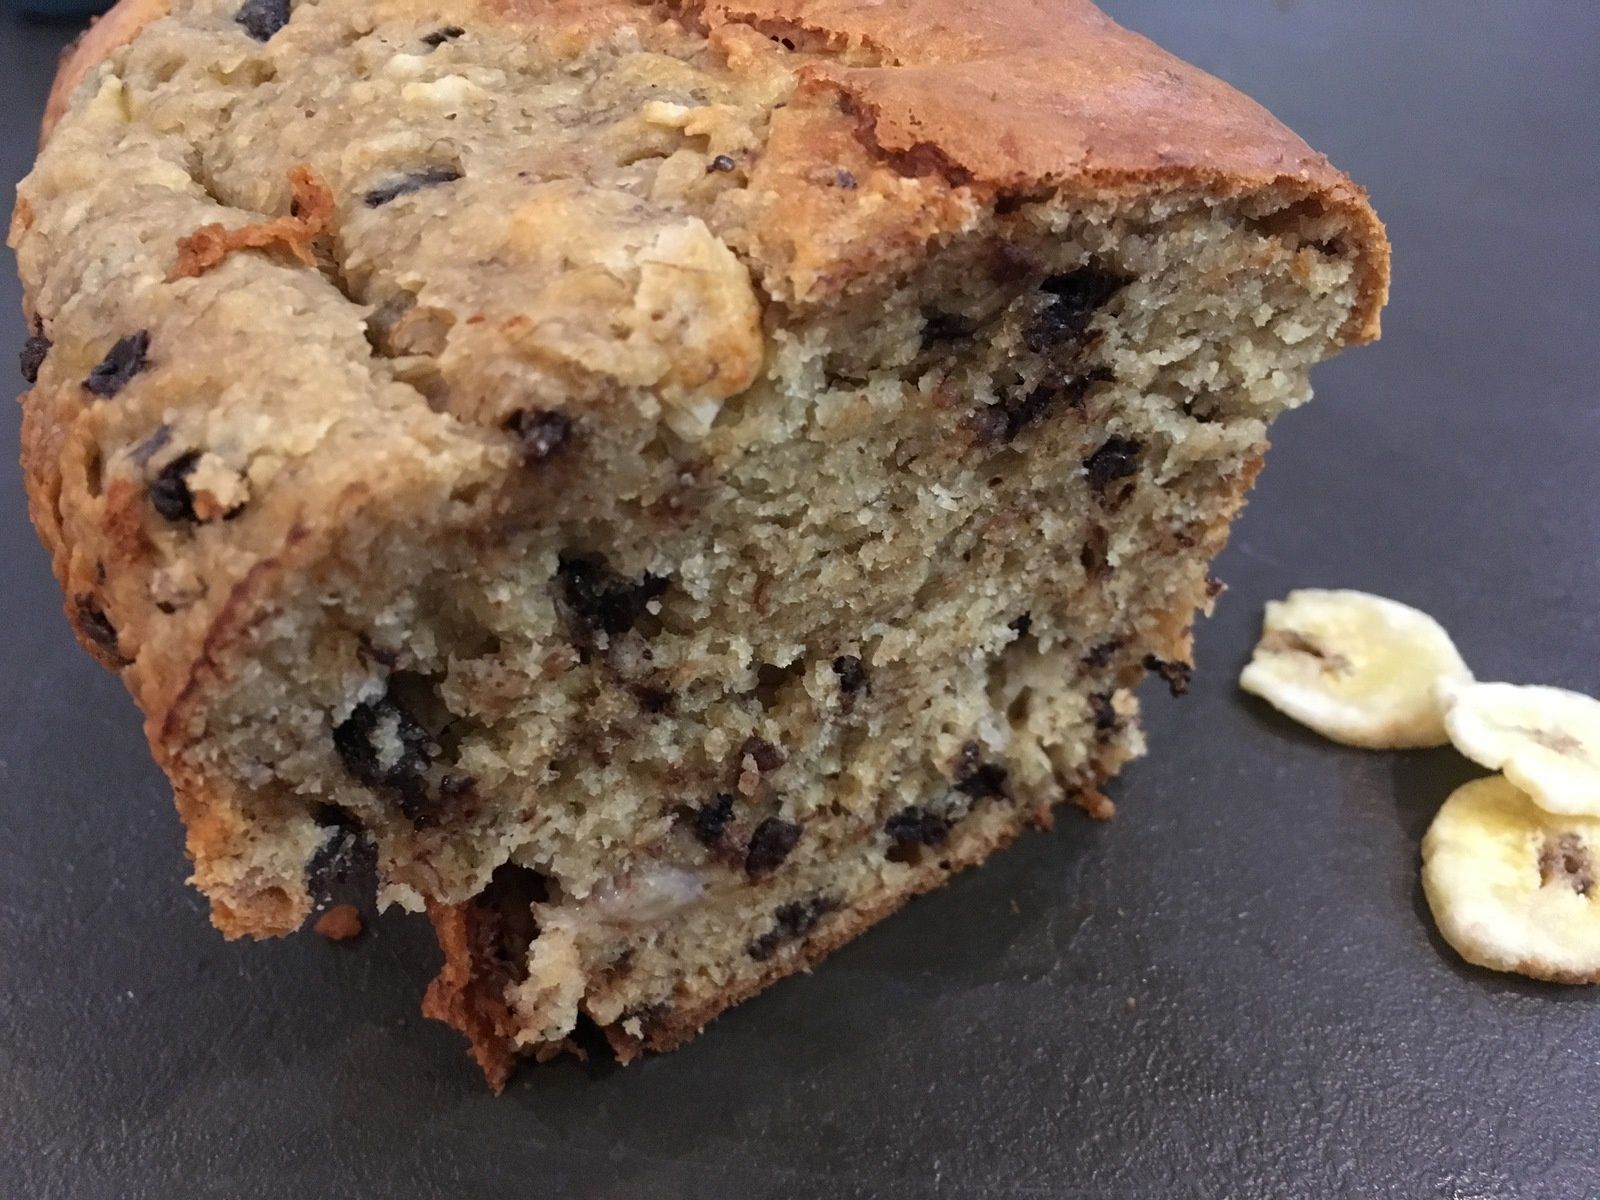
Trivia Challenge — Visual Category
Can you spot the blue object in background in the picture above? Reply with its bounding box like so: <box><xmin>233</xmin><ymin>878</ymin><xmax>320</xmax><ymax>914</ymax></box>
<box><xmin>12</xmin><ymin>0</ymin><xmax>111</xmax><ymax>20</ymax></box>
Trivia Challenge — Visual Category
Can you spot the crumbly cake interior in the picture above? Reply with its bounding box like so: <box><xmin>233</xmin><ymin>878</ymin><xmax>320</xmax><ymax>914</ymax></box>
<box><xmin>12</xmin><ymin>0</ymin><xmax>1371</xmax><ymax>1076</ymax></box>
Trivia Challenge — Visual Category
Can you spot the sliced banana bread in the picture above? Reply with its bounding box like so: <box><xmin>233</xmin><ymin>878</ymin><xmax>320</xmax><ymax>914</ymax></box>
<box><xmin>13</xmin><ymin>0</ymin><xmax>1387</xmax><ymax>1087</ymax></box>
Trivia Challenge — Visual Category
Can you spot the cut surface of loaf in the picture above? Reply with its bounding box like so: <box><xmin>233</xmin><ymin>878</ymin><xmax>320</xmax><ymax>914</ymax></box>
<box><xmin>13</xmin><ymin>0</ymin><xmax>1387</xmax><ymax>1086</ymax></box>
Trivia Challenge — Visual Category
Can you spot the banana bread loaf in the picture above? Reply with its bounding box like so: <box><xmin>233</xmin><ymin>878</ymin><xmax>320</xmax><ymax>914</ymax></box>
<box><xmin>12</xmin><ymin>0</ymin><xmax>1388</xmax><ymax>1087</ymax></box>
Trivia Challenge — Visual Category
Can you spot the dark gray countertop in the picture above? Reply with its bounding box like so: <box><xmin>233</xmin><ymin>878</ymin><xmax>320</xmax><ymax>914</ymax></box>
<box><xmin>3</xmin><ymin>4</ymin><xmax>1597</xmax><ymax>1196</ymax></box>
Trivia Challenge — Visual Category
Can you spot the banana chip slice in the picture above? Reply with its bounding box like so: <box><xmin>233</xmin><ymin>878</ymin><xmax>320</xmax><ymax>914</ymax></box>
<box><xmin>1239</xmin><ymin>589</ymin><xmax>1472</xmax><ymax>748</ymax></box>
<box><xmin>1422</xmin><ymin>775</ymin><xmax>1600</xmax><ymax>983</ymax></box>
<box><xmin>1442</xmin><ymin>681</ymin><xmax>1600</xmax><ymax>816</ymax></box>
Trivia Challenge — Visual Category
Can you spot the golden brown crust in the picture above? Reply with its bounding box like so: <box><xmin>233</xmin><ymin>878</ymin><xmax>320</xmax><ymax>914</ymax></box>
<box><xmin>427</xmin><ymin>778</ymin><xmax>1109</xmax><ymax>1085</ymax></box>
<box><xmin>422</xmin><ymin>901</ymin><xmax>520</xmax><ymax>1093</ymax></box>
<box><xmin>680</xmin><ymin>0</ymin><xmax>1388</xmax><ymax>339</ymax></box>
<box><xmin>47</xmin><ymin>0</ymin><xmax>1388</xmax><ymax>326</ymax></box>
<box><xmin>40</xmin><ymin>0</ymin><xmax>170</xmax><ymax>145</ymax></box>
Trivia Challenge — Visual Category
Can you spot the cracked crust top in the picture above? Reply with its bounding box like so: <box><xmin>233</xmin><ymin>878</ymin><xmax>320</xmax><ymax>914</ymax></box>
<box><xmin>13</xmin><ymin>0</ymin><xmax>1388</xmax><ymax>939</ymax></box>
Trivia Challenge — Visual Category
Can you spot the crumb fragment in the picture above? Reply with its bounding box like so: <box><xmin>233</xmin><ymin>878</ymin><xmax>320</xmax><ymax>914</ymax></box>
<box><xmin>314</xmin><ymin>903</ymin><xmax>364</xmax><ymax>941</ymax></box>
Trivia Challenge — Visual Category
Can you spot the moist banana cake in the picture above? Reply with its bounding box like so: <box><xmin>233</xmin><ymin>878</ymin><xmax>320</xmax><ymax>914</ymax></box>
<box><xmin>12</xmin><ymin>0</ymin><xmax>1388</xmax><ymax>1087</ymax></box>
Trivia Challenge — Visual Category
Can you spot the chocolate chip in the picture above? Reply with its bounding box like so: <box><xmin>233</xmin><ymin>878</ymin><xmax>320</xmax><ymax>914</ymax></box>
<box><xmin>363</xmin><ymin>166</ymin><xmax>463</xmax><ymax>208</ymax></box>
<box><xmin>834</xmin><ymin>169</ymin><xmax>858</xmax><ymax>189</ymax></box>
<box><xmin>1206</xmin><ymin>574</ymin><xmax>1226</xmax><ymax>600</ymax></box>
<box><xmin>148</xmin><ymin>451</ymin><xmax>201</xmax><ymax>523</ymax></box>
<box><xmin>1083</xmin><ymin>639</ymin><xmax>1122</xmax><ymax>670</ymax></box>
<box><xmin>884</xmin><ymin>806</ymin><xmax>951</xmax><ymax>848</ymax></box>
<box><xmin>970</xmin><ymin>368</ymin><xmax>1111</xmax><ymax>445</ymax></box>
<box><xmin>420</xmin><ymin>24</ymin><xmax>464</xmax><ymax>47</ymax></box>
<box><xmin>20</xmin><ymin>327</ymin><xmax>49</xmax><ymax>384</ymax></box>
<box><xmin>332</xmin><ymin>690</ymin><xmax>436</xmax><ymax>823</ymax></box>
<box><xmin>1539</xmin><ymin>833</ymin><xmax>1594</xmax><ymax>896</ymax></box>
<box><xmin>684</xmin><ymin>793</ymin><xmax>735</xmax><ymax>846</ymax></box>
<box><xmin>745</xmin><ymin>817</ymin><xmax>800</xmax><ymax>877</ymax></box>
<box><xmin>83</xmin><ymin>331</ymin><xmax>150</xmax><ymax>398</ymax></box>
<box><xmin>953</xmin><ymin>741</ymin><xmax>1009</xmax><ymax>800</ymax></box>
<box><xmin>74</xmin><ymin>594</ymin><xmax>124</xmax><ymax>661</ymax></box>
<box><xmin>633</xmin><ymin>684</ymin><xmax>674</xmax><ymax>713</ymax></box>
<box><xmin>832</xmin><ymin>655</ymin><xmax>868</xmax><ymax>701</ymax></box>
<box><xmin>235</xmin><ymin>0</ymin><xmax>290</xmax><ymax>41</ymax></box>
<box><xmin>1023</xmin><ymin>267</ymin><xmax>1126</xmax><ymax>354</ymax></box>
<box><xmin>439</xmin><ymin>772</ymin><xmax>476</xmax><ymax>802</ymax></box>
<box><xmin>504</xmin><ymin>408</ymin><xmax>573</xmax><ymax>464</ymax></box>
<box><xmin>1089</xmin><ymin>692</ymin><xmax>1119</xmax><ymax>731</ymax></box>
<box><xmin>556</xmin><ymin>552</ymin><xmax>668</xmax><ymax>639</ymax></box>
<box><xmin>1083</xmin><ymin>437</ymin><xmax>1142</xmax><ymax>495</ymax></box>
<box><xmin>707</xmin><ymin>154</ymin><xmax>737</xmax><ymax>173</ymax></box>
<box><xmin>1144</xmin><ymin>655</ymin><xmax>1192</xmax><ymax>697</ymax></box>
<box><xmin>740</xmin><ymin>736</ymin><xmax>786</xmax><ymax>772</ymax></box>
<box><xmin>306</xmin><ymin>804</ymin><xmax>377</xmax><ymax>903</ymax></box>
<box><xmin>921</xmin><ymin>310</ymin><xmax>975</xmax><ymax>346</ymax></box>
<box><xmin>1009</xmin><ymin>613</ymin><xmax>1032</xmax><ymax>638</ymax></box>
<box><xmin>748</xmin><ymin>895</ymin><xmax>835</xmax><ymax>961</ymax></box>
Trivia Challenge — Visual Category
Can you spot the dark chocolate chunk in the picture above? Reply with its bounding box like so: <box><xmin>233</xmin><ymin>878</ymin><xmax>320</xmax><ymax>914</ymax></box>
<box><xmin>685</xmin><ymin>793</ymin><xmax>736</xmax><ymax>847</ymax></box>
<box><xmin>832</xmin><ymin>654</ymin><xmax>869</xmax><ymax>701</ymax></box>
<box><xmin>921</xmin><ymin>310</ymin><xmax>975</xmax><ymax>346</ymax></box>
<box><xmin>745</xmin><ymin>817</ymin><xmax>801</xmax><ymax>877</ymax></box>
<box><xmin>148</xmin><ymin>451</ymin><xmax>201</xmax><ymax>523</ymax></box>
<box><xmin>1009</xmin><ymin>613</ymin><xmax>1032</xmax><ymax>638</ymax></box>
<box><xmin>748</xmin><ymin>896</ymin><xmax>835</xmax><ymax>961</ymax></box>
<box><xmin>1083</xmin><ymin>436</ymin><xmax>1142</xmax><ymax>495</ymax></box>
<box><xmin>333</xmin><ymin>690</ymin><xmax>436</xmax><ymax>822</ymax></box>
<box><xmin>953</xmin><ymin>741</ymin><xmax>1009</xmax><ymax>800</ymax></box>
<box><xmin>1083</xmin><ymin>639</ymin><xmax>1123</xmax><ymax>670</ymax></box>
<box><xmin>83</xmin><ymin>331</ymin><xmax>150</xmax><ymax>398</ymax></box>
<box><xmin>73</xmin><ymin>594</ymin><xmax>123</xmax><ymax>661</ymax></box>
<box><xmin>884</xmin><ymin>806</ymin><xmax>952</xmax><ymax>848</ymax></box>
<box><xmin>1539</xmin><ymin>832</ymin><xmax>1594</xmax><ymax>896</ymax></box>
<box><xmin>1144</xmin><ymin>655</ymin><xmax>1193</xmax><ymax>697</ymax></box>
<box><xmin>235</xmin><ymin>0</ymin><xmax>290</xmax><ymax>41</ymax></box>
<box><xmin>556</xmin><ymin>552</ymin><xmax>668</xmax><ymax>639</ymax></box>
<box><xmin>970</xmin><ymin>368</ymin><xmax>1111</xmax><ymax>445</ymax></box>
<box><xmin>633</xmin><ymin>684</ymin><xmax>674</xmax><ymax>714</ymax></box>
<box><xmin>363</xmin><ymin>166</ymin><xmax>463</xmax><ymax>208</ymax></box>
<box><xmin>20</xmin><ymin>327</ymin><xmax>49</xmax><ymax>384</ymax></box>
<box><xmin>420</xmin><ymin>24</ymin><xmax>464</xmax><ymax>47</ymax></box>
<box><xmin>1089</xmin><ymin>691</ymin><xmax>1119</xmax><ymax>731</ymax></box>
<box><xmin>1023</xmin><ymin>266</ymin><xmax>1127</xmax><ymax>354</ymax></box>
<box><xmin>439</xmin><ymin>772</ymin><xmax>476</xmax><ymax>802</ymax></box>
<box><xmin>504</xmin><ymin>408</ymin><xmax>573</xmax><ymax>464</ymax></box>
<box><xmin>739</xmin><ymin>736</ymin><xmax>786</xmax><ymax>773</ymax></box>
<box><xmin>707</xmin><ymin>154</ymin><xmax>737</xmax><ymax>173</ymax></box>
<box><xmin>306</xmin><ymin>804</ymin><xmax>377</xmax><ymax>902</ymax></box>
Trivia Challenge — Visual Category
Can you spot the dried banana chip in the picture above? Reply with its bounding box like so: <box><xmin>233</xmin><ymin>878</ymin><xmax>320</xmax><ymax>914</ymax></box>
<box><xmin>1239</xmin><ymin>589</ymin><xmax>1472</xmax><ymax>748</ymax></box>
<box><xmin>1442</xmin><ymin>681</ymin><xmax>1600</xmax><ymax>816</ymax></box>
<box><xmin>1422</xmin><ymin>775</ymin><xmax>1600</xmax><ymax>983</ymax></box>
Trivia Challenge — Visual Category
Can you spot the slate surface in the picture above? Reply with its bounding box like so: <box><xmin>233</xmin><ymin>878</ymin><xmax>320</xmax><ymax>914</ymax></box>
<box><xmin>2</xmin><ymin>4</ymin><xmax>1596</xmax><ymax>1196</ymax></box>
